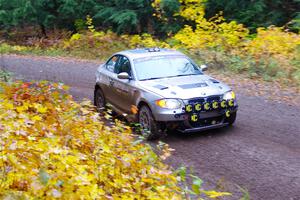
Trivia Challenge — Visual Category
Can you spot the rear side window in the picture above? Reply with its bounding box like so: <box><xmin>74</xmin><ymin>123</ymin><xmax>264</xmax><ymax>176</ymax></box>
<box><xmin>106</xmin><ymin>55</ymin><xmax>119</xmax><ymax>72</ymax></box>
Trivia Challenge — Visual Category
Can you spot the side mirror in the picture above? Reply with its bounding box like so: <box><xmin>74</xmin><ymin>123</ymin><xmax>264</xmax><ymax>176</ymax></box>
<box><xmin>200</xmin><ymin>64</ymin><xmax>208</xmax><ymax>71</ymax></box>
<box><xmin>117</xmin><ymin>72</ymin><xmax>130</xmax><ymax>80</ymax></box>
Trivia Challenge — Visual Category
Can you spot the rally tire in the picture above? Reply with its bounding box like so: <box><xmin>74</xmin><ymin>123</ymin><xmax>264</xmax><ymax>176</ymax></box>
<box><xmin>227</xmin><ymin>112</ymin><xmax>237</xmax><ymax>125</ymax></box>
<box><xmin>94</xmin><ymin>88</ymin><xmax>106</xmax><ymax>112</ymax></box>
<box><xmin>138</xmin><ymin>105</ymin><xmax>163</xmax><ymax>140</ymax></box>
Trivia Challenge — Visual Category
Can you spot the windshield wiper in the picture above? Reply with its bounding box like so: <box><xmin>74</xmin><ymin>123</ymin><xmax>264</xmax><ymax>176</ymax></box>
<box><xmin>165</xmin><ymin>74</ymin><xmax>200</xmax><ymax>78</ymax></box>
<box><xmin>140</xmin><ymin>74</ymin><xmax>201</xmax><ymax>81</ymax></box>
<box><xmin>139</xmin><ymin>77</ymin><xmax>162</xmax><ymax>81</ymax></box>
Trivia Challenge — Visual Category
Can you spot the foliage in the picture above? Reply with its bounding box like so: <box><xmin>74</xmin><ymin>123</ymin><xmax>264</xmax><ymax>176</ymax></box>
<box><xmin>93</xmin><ymin>0</ymin><xmax>156</xmax><ymax>34</ymax></box>
<box><xmin>244</xmin><ymin>27</ymin><xmax>300</xmax><ymax>58</ymax></box>
<box><xmin>1</xmin><ymin>0</ymin><xmax>299</xmax><ymax>36</ymax></box>
<box><xmin>0</xmin><ymin>42</ymin><xmax>68</xmax><ymax>57</ymax></box>
<box><xmin>169</xmin><ymin>1</ymin><xmax>249</xmax><ymax>51</ymax></box>
<box><xmin>62</xmin><ymin>30</ymin><xmax>128</xmax><ymax>60</ymax></box>
<box><xmin>0</xmin><ymin>80</ymin><xmax>230</xmax><ymax>199</ymax></box>
<box><xmin>0</xmin><ymin>80</ymin><xmax>178</xmax><ymax>199</ymax></box>
<box><xmin>1</xmin><ymin>3</ymin><xmax>299</xmax><ymax>86</ymax></box>
<box><xmin>0</xmin><ymin>0</ymin><xmax>98</xmax><ymax>34</ymax></box>
<box><xmin>0</xmin><ymin>69</ymin><xmax>12</xmax><ymax>82</ymax></box>
<box><xmin>172</xmin><ymin>16</ymin><xmax>249</xmax><ymax>50</ymax></box>
<box><xmin>241</xmin><ymin>27</ymin><xmax>300</xmax><ymax>82</ymax></box>
<box><xmin>125</xmin><ymin>33</ymin><xmax>170</xmax><ymax>48</ymax></box>
<box><xmin>205</xmin><ymin>0</ymin><xmax>300</xmax><ymax>32</ymax></box>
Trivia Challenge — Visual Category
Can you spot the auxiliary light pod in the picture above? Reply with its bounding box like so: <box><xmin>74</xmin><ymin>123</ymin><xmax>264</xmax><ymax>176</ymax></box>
<box><xmin>195</xmin><ymin>103</ymin><xmax>202</xmax><ymax>111</ymax></box>
<box><xmin>191</xmin><ymin>114</ymin><xmax>198</xmax><ymax>122</ymax></box>
<box><xmin>204</xmin><ymin>102</ymin><xmax>210</xmax><ymax>110</ymax></box>
<box><xmin>228</xmin><ymin>99</ymin><xmax>234</xmax><ymax>107</ymax></box>
<box><xmin>185</xmin><ymin>104</ymin><xmax>193</xmax><ymax>112</ymax></box>
<box><xmin>225</xmin><ymin>110</ymin><xmax>231</xmax><ymax>117</ymax></box>
<box><xmin>212</xmin><ymin>101</ymin><xmax>219</xmax><ymax>109</ymax></box>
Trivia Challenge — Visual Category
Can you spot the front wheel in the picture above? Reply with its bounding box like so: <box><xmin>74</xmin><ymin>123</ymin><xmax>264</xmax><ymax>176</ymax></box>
<box><xmin>138</xmin><ymin>105</ymin><xmax>163</xmax><ymax>140</ymax></box>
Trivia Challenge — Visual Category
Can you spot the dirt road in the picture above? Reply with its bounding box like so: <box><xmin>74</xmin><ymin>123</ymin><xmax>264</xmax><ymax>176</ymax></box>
<box><xmin>1</xmin><ymin>54</ymin><xmax>300</xmax><ymax>200</ymax></box>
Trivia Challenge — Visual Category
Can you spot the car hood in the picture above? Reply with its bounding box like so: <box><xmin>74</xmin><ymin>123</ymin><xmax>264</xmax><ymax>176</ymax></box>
<box><xmin>138</xmin><ymin>75</ymin><xmax>231</xmax><ymax>99</ymax></box>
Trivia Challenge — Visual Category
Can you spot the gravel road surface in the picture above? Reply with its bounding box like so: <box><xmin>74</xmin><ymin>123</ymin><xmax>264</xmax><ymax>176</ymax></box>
<box><xmin>1</xmin><ymin>54</ymin><xmax>300</xmax><ymax>200</ymax></box>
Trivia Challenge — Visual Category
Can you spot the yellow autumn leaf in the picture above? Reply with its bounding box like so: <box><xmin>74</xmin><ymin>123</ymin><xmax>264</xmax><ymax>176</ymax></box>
<box><xmin>32</xmin><ymin>115</ymin><xmax>42</xmax><ymax>121</ymax></box>
<box><xmin>0</xmin><ymin>80</ymin><xmax>229</xmax><ymax>199</ymax></box>
<box><xmin>202</xmin><ymin>190</ymin><xmax>232</xmax><ymax>198</ymax></box>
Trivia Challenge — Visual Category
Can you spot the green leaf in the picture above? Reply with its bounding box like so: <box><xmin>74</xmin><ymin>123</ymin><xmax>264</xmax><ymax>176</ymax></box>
<box><xmin>190</xmin><ymin>174</ymin><xmax>203</xmax><ymax>195</ymax></box>
<box><xmin>39</xmin><ymin>168</ymin><xmax>50</xmax><ymax>185</ymax></box>
<box><xmin>176</xmin><ymin>166</ymin><xmax>186</xmax><ymax>182</ymax></box>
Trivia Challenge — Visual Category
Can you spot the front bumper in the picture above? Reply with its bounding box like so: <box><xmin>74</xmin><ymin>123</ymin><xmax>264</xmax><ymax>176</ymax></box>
<box><xmin>178</xmin><ymin>122</ymin><xmax>229</xmax><ymax>133</ymax></box>
<box><xmin>152</xmin><ymin>97</ymin><xmax>238</xmax><ymax>132</ymax></box>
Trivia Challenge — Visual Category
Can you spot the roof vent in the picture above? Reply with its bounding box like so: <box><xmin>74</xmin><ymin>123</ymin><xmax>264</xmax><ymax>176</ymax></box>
<box><xmin>146</xmin><ymin>47</ymin><xmax>160</xmax><ymax>52</ymax></box>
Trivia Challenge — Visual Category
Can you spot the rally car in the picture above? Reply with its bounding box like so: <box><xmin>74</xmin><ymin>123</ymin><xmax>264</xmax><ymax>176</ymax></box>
<box><xmin>94</xmin><ymin>48</ymin><xmax>238</xmax><ymax>139</ymax></box>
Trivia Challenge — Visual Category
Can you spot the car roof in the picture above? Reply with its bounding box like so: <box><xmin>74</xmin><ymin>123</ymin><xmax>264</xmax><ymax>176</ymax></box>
<box><xmin>115</xmin><ymin>48</ymin><xmax>186</xmax><ymax>60</ymax></box>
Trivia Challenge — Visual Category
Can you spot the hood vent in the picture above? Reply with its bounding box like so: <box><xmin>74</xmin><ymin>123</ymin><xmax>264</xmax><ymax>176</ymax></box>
<box><xmin>210</xmin><ymin>79</ymin><xmax>220</xmax><ymax>83</ymax></box>
<box><xmin>154</xmin><ymin>84</ymin><xmax>169</xmax><ymax>90</ymax></box>
<box><xmin>178</xmin><ymin>82</ymin><xmax>208</xmax><ymax>89</ymax></box>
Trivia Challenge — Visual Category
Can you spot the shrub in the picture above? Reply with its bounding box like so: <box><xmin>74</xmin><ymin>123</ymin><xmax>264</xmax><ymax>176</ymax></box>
<box><xmin>0</xmin><ymin>81</ymin><xmax>181</xmax><ymax>199</ymax></box>
<box><xmin>0</xmin><ymin>81</ymin><xmax>230</xmax><ymax>199</ymax></box>
<box><xmin>242</xmin><ymin>27</ymin><xmax>300</xmax><ymax>84</ymax></box>
<box><xmin>62</xmin><ymin>30</ymin><xmax>129</xmax><ymax>60</ymax></box>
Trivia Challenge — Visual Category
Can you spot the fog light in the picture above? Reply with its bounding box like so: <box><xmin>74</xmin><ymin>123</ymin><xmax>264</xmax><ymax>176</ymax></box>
<box><xmin>225</xmin><ymin>110</ymin><xmax>231</xmax><ymax>117</ymax></box>
<box><xmin>185</xmin><ymin>104</ymin><xmax>193</xmax><ymax>112</ymax></box>
<box><xmin>195</xmin><ymin>103</ymin><xmax>202</xmax><ymax>111</ymax></box>
<box><xmin>204</xmin><ymin>102</ymin><xmax>210</xmax><ymax>110</ymax></box>
<box><xmin>220</xmin><ymin>100</ymin><xmax>227</xmax><ymax>108</ymax></box>
<box><xmin>228</xmin><ymin>99</ymin><xmax>234</xmax><ymax>107</ymax></box>
<box><xmin>212</xmin><ymin>101</ymin><xmax>219</xmax><ymax>109</ymax></box>
<box><xmin>191</xmin><ymin>113</ymin><xmax>198</xmax><ymax>122</ymax></box>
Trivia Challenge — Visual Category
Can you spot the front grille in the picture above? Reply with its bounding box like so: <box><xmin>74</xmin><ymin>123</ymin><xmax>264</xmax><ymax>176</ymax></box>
<box><xmin>188</xmin><ymin>95</ymin><xmax>221</xmax><ymax>104</ymax></box>
<box><xmin>207</xmin><ymin>96</ymin><xmax>221</xmax><ymax>102</ymax></box>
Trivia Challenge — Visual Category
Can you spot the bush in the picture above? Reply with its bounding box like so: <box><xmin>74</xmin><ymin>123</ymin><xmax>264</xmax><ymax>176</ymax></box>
<box><xmin>0</xmin><ymin>81</ymin><xmax>230</xmax><ymax>199</ymax></box>
<box><xmin>0</xmin><ymin>81</ymin><xmax>181</xmax><ymax>199</ymax></box>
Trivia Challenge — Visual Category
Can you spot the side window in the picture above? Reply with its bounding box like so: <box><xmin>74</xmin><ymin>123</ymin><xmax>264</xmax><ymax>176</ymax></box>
<box><xmin>106</xmin><ymin>55</ymin><xmax>119</xmax><ymax>72</ymax></box>
<box><xmin>115</xmin><ymin>56</ymin><xmax>132</xmax><ymax>75</ymax></box>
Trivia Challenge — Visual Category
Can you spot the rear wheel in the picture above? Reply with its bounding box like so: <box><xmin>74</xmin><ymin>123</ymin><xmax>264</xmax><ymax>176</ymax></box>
<box><xmin>94</xmin><ymin>88</ymin><xmax>106</xmax><ymax>112</ymax></box>
<box><xmin>138</xmin><ymin>105</ymin><xmax>163</xmax><ymax>140</ymax></box>
<box><xmin>226</xmin><ymin>112</ymin><xmax>237</xmax><ymax>125</ymax></box>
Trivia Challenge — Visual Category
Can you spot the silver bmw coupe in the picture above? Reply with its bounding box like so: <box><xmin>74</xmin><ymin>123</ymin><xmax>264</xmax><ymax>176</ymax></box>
<box><xmin>94</xmin><ymin>48</ymin><xmax>238</xmax><ymax>139</ymax></box>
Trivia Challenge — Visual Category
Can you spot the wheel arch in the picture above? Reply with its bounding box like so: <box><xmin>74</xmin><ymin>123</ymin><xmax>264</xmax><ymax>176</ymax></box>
<box><xmin>137</xmin><ymin>100</ymin><xmax>158</xmax><ymax>121</ymax></box>
<box><xmin>137</xmin><ymin>100</ymin><xmax>152</xmax><ymax>112</ymax></box>
<box><xmin>94</xmin><ymin>84</ymin><xmax>105</xmax><ymax>106</ymax></box>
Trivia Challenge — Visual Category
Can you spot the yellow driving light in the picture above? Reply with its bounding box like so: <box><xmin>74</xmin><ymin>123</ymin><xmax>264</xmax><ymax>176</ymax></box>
<box><xmin>220</xmin><ymin>100</ymin><xmax>227</xmax><ymax>108</ymax></box>
<box><xmin>228</xmin><ymin>99</ymin><xmax>234</xmax><ymax>107</ymax></box>
<box><xmin>185</xmin><ymin>104</ymin><xmax>193</xmax><ymax>112</ymax></box>
<box><xmin>231</xmin><ymin>91</ymin><xmax>236</xmax><ymax>99</ymax></box>
<box><xmin>204</xmin><ymin>102</ymin><xmax>210</xmax><ymax>110</ymax></box>
<box><xmin>212</xmin><ymin>101</ymin><xmax>219</xmax><ymax>109</ymax></box>
<box><xmin>225</xmin><ymin>110</ymin><xmax>231</xmax><ymax>118</ymax></box>
<box><xmin>195</xmin><ymin>103</ymin><xmax>202</xmax><ymax>111</ymax></box>
<box><xmin>223</xmin><ymin>91</ymin><xmax>236</xmax><ymax>100</ymax></box>
<box><xmin>191</xmin><ymin>113</ymin><xmax>198</xmax><ymax>122</ymax></box>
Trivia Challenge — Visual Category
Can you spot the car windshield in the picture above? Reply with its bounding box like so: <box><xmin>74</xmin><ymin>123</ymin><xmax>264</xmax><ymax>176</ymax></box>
<box><xmin>134</xmin><ymin>55</ymin><xmax>203</xmax><ymax>81</ymax></box>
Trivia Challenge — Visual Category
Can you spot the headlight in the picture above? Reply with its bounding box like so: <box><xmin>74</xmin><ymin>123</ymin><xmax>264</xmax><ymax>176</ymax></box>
<box><xmin>223</xmin><ymin>91</ymin><xmax>236</xmax><ymax>100</ymax></box>
<box><xmin>155</xmin><ymin>99</ymin><xmax>182</xmax><ymax>109</ymax></box>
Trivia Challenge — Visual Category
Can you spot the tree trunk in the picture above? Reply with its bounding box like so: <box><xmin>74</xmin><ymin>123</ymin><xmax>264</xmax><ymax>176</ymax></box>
<box><xmin>40</xmin><ymin>24</ymin><xmax>47</xmax><ymax>38</ymax></box>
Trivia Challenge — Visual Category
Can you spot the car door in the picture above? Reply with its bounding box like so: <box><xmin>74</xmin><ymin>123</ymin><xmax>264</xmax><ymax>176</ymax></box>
<box><xmin>113</xmin><ymin>55</ymin><xmax>136</xmax><ymax>113</ymax></box>
<box><xmin>100</xmin><ymin>55</ymin><xmax>121</xmax><ymax>107</ymax></box>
